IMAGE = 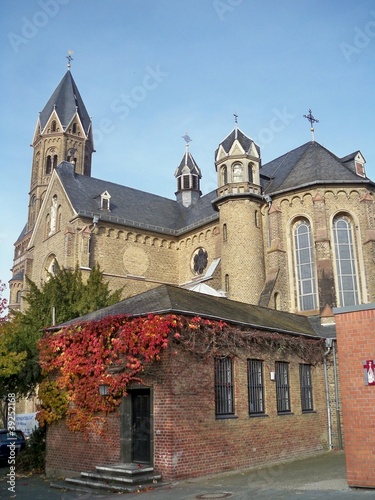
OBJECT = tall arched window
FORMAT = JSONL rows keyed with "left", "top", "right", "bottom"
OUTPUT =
{"left": 248, "top": 164, "right": 253, "bottom": 183}
{"left": 51, "top": 120, "right": 56, "bottom": 132}
{"left": 46, "top": 156, "right": 52, "bottom": 174}
{"left": 221, "top": 165, "right": 228, "bottom": 185}
{"left": 293, "top": 219, "right": 317, "bottom": 311}
{"left": 333, "top": 215, "right": 359, "bottom": 307}
{"left": 232, "top": 163, "right": 243, "bottom": 182}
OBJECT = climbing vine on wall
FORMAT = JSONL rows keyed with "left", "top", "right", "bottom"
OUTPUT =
{"left": 37, "top": 314, "right": 325, "bottom": 434}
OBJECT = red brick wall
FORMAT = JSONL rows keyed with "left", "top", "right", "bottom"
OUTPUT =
{"left": 45, "top": 346, "right": 329, "bottom": 479}
{"left": 153, "top": 350, "right": 328, "bottom": 480}
{"left": 335, "top": 305, "right": 375, "bottom": 488}
{"left": 46, "top": 413, "right": 121, "bottom": 477}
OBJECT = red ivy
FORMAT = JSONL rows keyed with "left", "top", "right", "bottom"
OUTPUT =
{"left": 37, "top": 314, "right": 181, "bottom": 432}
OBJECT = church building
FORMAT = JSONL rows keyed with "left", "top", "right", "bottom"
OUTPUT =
{"left": 8, "top": 66, "right": 375, "bottom": 483}
{"left": 9, "top": 69, "right": 375, "bottom": 316}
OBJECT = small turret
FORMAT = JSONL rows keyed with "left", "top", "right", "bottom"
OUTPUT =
{"left": 175, "top": 135, "right": 202, "bottom": 207}
{"left": 215, "top": 126, "right": 261, "bottom": 197}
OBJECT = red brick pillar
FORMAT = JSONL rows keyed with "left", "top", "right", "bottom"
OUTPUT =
{"left": 334, "top": 305, "right": 375, "bottom": 488}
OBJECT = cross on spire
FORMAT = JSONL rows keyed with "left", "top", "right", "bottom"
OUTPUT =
{"left": 66, "top": 50, "right": 74, "bottom": 69}
{"left": 303, "top": 109, "right": 319, "bottom": 141}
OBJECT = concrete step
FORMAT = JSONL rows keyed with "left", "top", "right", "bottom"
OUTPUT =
{"left": 95, "top": 462, "right": 155, "bottom": 475}
{"left": 51, "top": 462, "right": 167, "bottom": 495}
{"left": 64, "top": 477, "right": 154, "bottom": 493}
{"left": 81, "top": 470, "right": 162, "bottom": 484}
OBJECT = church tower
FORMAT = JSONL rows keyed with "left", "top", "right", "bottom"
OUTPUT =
{"left": 213, "top": 125, "right": 265, "bottom": 304}
{"left": 9, "top": 64, "right": 94, "bottom": 310}
{"left": 28, "top": 67, "right": 94, "bottom": 233}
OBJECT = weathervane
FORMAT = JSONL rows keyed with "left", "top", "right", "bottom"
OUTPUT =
{"left": 182, "top": 132, "right": 192, "bottom": 150}
{"left": 234, "top": 113, "right": 238, "bottom": 139}
{"left": 66, "top": 50, "right": 74, "bottom": 69}
{"left": 303, "top": 109, "right": 319, "bottom": 142}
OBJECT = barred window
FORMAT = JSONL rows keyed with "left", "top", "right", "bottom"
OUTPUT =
{"left": 300, "top": 364, "right": 314, "bottom": 412}
{"left": 214, "top": 357, "right": 234, "bottom": 417}
{"left": 275, "top": 362, "right": 291, "bottom": 413}
{"left": 248, "top": 359, "right": 265, "bottom": 414}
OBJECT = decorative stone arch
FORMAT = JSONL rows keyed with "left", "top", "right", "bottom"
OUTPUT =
{"left": 117, "top": 230, "right": 125, "bottom": 240}
{"left": 143, "top": 235, "right": 150, "bottom": 245}
{"left": 169, "top": 241, "right": 176, "bottom": 250}
{"left": 205, "top": 229, "right": 212, "bottom": 239}
{"left": 198, "top": 232, "right": 205, "bottom": 243}
{"left": 126, "top": 232, "right": 135, "bottom": 242}
{"left": 135, "top": 234, "right": 143, "bottom": 243}
{"left": 107, "top": 228, "right": 115, "bottom": 238}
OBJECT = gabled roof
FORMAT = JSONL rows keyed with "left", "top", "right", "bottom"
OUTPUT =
{"left": 39, "top": 71, "right": 91, "bottom": 134}
{"left": 54, "top": 284, "right": 321, "bottom": 337}
{"left": 261, "top": 141, "right": 372, "bottom": 194}
{"left": 56, "top": 162, "right": 217, "bottom": 235}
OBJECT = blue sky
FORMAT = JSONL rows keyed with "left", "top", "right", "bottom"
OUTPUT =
{"left": 1, "top": 0, "right": 374, "bottom": 288}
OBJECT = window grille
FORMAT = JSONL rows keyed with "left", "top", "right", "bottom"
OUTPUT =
{"left": 248, "top": 359, "right": 265, "bottom": 414}
{"left": 275, "top": 362, "right": 291, "bottom": 413}
{"left": 299, "top": 364, "right": 314, "bottom": 412}
{"left": 214, "top": 357, "right": 234, "bottom": 416}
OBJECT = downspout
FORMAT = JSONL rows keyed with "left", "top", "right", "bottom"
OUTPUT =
{"left": 332, "top": 340, "right": 343, "bottom": 449}
{"left": 324, "top": 338, "right": 333, "bottom": 450}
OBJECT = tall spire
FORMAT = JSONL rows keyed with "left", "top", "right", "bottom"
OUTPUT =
{"left": 233, "top": 113, "right": 238, "bottom": 139}
{"left": 175, "top": 133, "right": 201, "bottom": 207}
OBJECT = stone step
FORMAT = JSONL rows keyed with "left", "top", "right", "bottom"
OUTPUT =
{"left": 81, "top": 470, "right": 162, "bottom": 484}
{"left": 95, "top": 462, "right": 155, "bottom": 475}
{"left": 64, "top": 477, "right": 151, "bottom": 493}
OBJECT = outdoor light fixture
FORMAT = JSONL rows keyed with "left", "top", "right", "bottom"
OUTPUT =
{"left": 98, "top": 383, "right": 109, "bottom": 396}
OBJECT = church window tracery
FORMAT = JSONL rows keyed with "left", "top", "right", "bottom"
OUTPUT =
{"left": 293, "top": 218, "right": 317, "bottom": 311}
{"left": 332, "top": 215, "right": 359, "bottom": 307}
{"left": 232, "top": 163, "right": 243, "bottom": 182}
{"left": 191, "top": 247, "right": 208, "bottom": 275}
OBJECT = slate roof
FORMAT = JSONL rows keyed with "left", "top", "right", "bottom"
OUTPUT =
{"left": 175, "top": 150, "right": 201, "bottom": 177}
{"left": 215, "top": 128, "right": 261, "bottom": 158}
{"left": 39, "top": 71, "right": 91, "bottom": 134}
{"left": 260, "top": 141, "right": 372, "bottom": 194}
{"left": 57, "top": 162, "right": 218, "bottom": 235}
{"left": 54, "top": 284, "right": 321, "bottom": 337}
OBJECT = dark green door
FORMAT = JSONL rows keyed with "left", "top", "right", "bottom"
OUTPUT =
{"left": 132, "top": 389, "right": 151, "bottom": 463}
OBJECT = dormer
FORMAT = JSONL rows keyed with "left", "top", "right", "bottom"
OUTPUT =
{"left": 96, "top": 190, "right": 111, "bottom": 211}
{"left": 175, "top": 145, "right": 202, "bottom": 207}
{"left": 215, "top": 127, "right": 261, "bottom": 197}
{"left": 341, "top": 151, "right": 367, "bottom": 178}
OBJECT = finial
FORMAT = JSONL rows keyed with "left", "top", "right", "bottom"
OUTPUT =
{"left": 303, "top": 109, "right": 319, "bottom": 142}
{"left": 66, "top": 50, "right": 74, "bottom": 69}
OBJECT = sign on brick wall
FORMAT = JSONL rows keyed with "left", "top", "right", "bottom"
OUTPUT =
{"left": 363, "top": 360, "right": 375, "bottom": 386}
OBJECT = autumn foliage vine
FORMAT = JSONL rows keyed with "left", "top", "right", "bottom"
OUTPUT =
{"left": 37, "top": 314, "right": 325, "bottom": 434}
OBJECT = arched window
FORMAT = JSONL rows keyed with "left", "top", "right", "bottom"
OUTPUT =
{"left": 51, "top": 120, "right": 56, "bottom": 132}
{"left": 53, "top": 155, "right": 58, "bottom": 168}
{"left": 72, "top": 122, "right": 77, "bottom": 133}
{"left": 221, "top": 165, "right": 228, "bottom": 185}
{"left": 225, "top": 274, "right": 230, "bottom": 293}
{"left": 293, "top": 219, "right": 317, "bottom": 311}
{"left": 16, "top": 290, "right": 22, "bottom": 303}
{"left": 46, "top": 156, "right": 52, "bottom": 174}
{"left": 223, "top": 223, "right": 227, "bottom": 242}
{"left": 333, "top": 215, "right": 359, "bottom": 307}
{"left": 45, "top": 214, "right": 50, "bottom": 239}
{"left": 274, "top": 292, "right": 281, "bottom": 310}
{"left": 248, "top": 164, "right": 253, "bottom": 183}
{"left": 232, "top": 163, "right": 243, "bottom": 182}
